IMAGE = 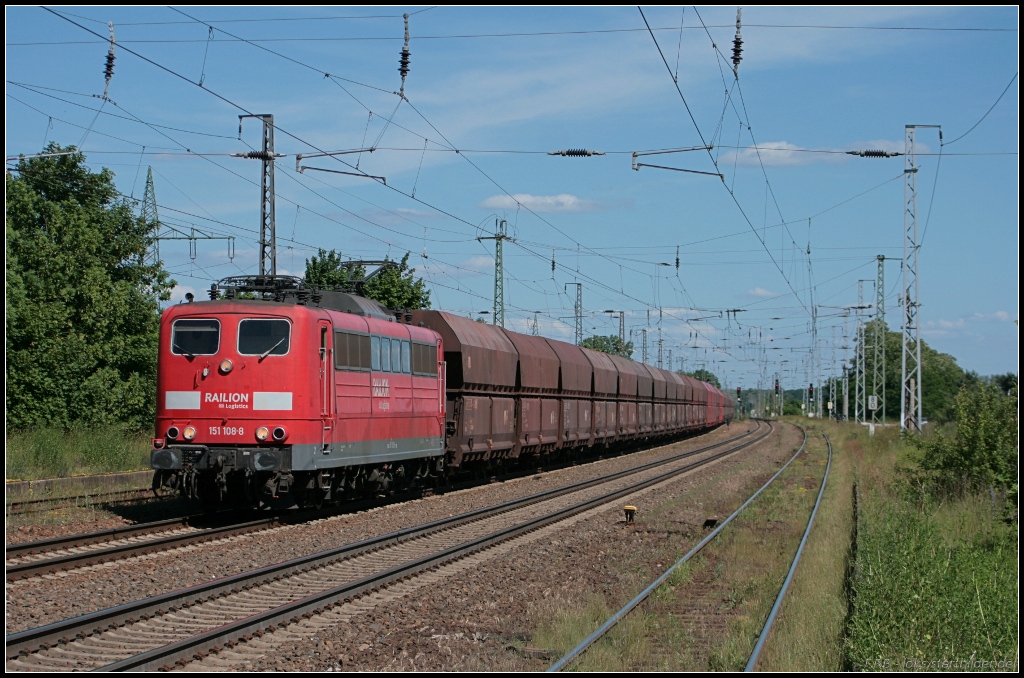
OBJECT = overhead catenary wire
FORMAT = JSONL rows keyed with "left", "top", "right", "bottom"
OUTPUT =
{"left": 24, "top": 7, "right": 969, "bottom": 377}
{"left": 10, "top": 20, "right": 1016, "bottom": 46}
{"left": 943, "top": 72, "right": 1017, "bottom": 146}
{"left": 637, "top": 6, "right": 810, "bottom": 318}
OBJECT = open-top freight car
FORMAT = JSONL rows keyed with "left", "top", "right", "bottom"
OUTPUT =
{"left": 151, "top": 276, "right": 732, "bottom": 506}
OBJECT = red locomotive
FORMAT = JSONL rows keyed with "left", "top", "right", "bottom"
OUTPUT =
{"left": 151, "top": 276, "right": 732, "bottom": 506}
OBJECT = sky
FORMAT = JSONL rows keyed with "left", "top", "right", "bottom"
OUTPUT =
{"left": 6, "top": 6, "right": 1019, "bottom": 390}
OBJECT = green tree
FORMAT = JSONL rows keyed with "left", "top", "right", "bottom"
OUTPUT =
{"left": 304, "top": 250, "right": 430, "bottom": 309}
{"left": 850, "top": 319, "right": 967, "bottom": 423}
{"left": 6, "top": 144, "right": 174, "bottom": 431}
{"left": 681, "top": 369, "right": 721, "bottom": 389}
{"left": 581, "top": 334, "right": 634, "bottom": 358}
{"left": 304, "top": 248, "right": 361, "bottom": 288}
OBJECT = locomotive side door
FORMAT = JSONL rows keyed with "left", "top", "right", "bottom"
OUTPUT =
{"left": 319, "top": 321, "right": 333, "bottom": 451}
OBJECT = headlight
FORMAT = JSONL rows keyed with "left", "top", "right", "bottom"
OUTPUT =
{"left": 219, "top": 359, "right": 233, "bottom": 374}
{"left": 183, "top": 426, "right": 197, "bottom": 441}
{"left": 272, "top": 426, "right": 287, "bottom": 441}
{"left": 255, "top": 426, "right": 270, "bottom": 442}
{"left": 167, "top": 426, "right": 180, "bottom": 440}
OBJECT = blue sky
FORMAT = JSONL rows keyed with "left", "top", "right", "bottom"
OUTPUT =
{"left": 6, "top": 6, "right": 1018, "bottom": 388}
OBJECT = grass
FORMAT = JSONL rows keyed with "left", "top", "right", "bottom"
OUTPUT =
{"left": 845, "top": 479, "right": 1018, "bottom": 670}
{"left": 6, "top": 427, "right": 152, "bottom": 481}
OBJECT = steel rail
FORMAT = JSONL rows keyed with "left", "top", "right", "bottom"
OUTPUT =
{"left": 6, "top": 422, "right": 770, "bottom": 667}
{"left": 744, "top": 430, "right": 833, "bottom": 672}
{"left": 5, "top": 423, "right": 757, "bottom": 582}
{"left": 548, "top": 421, "right": 807, "bottom": 672}
{"left": 5, "top": 517, "right": 282, "bottom": 581}
{"left": 6, "top": 517, "right": 190, "bottom": 558}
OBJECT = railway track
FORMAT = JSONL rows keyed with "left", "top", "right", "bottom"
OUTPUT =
{"left": 548, "top": 423, "right": 818, "bottom": 671}
{"left": 6, "top": 425, "right": 755, "bottom": 583}
{"left": 744, "top": 430, "right": 833, "bottom": 671}
{"left": 5, "top": 514, "right": 280, "bottom": 582}
{"left": 6, "top": 421, "right": 774, "bottom": 672}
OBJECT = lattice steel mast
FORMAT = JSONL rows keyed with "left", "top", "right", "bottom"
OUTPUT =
{"left": 141, "top": 167, "right": 160, "bottom": 266}
{"left": 902, "top": 125, "right": 939, "bottom": 432}
{"left": 566, "top": 283, "right": 583, "bottom": 345}
{"left": 478, "top": 219, "right": 510, "bottom": 327}
{"left": 873, "top": 255, "right": 886, "bottom": 424}
{"left": 235, "top": 115, "right": 279, "bottom": 277}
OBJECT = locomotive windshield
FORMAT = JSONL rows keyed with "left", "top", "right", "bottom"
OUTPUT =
{"left": 238, "top": 318, "right": 291, "bottom": 357}
{"left": 171, "top": 319, "right": 220, "bottom": 356}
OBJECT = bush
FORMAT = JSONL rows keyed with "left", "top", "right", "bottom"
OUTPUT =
{"left": 910, "top": 383, "right": 1018, "bottom": 494}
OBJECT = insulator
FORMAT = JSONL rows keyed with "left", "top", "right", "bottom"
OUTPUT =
{"left": 104, "top": 52, "right": 115, "bottom": 81}
{"left": 732, "top": 8, "right": 743, "bottom": 74}
{"left": 549, "top": 149, "right": 604, "bottom": 157}
{"left": 243, "top": 151, "right": 273, "bottom": 161}
{"left": 847, "top": 149, "right": 900, "bottom": 158}
{"left": 398, "top": 48, "right": 411, "bottom": 79}
{"left": 398, "top": 13, "right": 411, "bottom": 96}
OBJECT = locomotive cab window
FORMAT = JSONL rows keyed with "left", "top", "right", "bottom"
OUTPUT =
{"left": 171, "top": 318, "right": 220, "bottom": 356}
{"left": 237, "top": 319, "right": 291, "bottom": 356}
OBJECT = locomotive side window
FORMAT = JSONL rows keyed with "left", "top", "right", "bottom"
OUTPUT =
{"left": 334, "top": 332, "right": 371, "bottom": 371}
{"left": 171, "top": 319, "right": 220, "bottom": 356}
{"left": 371, "top": 336, "right": 381, "bottom": 371}
{"left": 401, "top": 340, "right": 411, "bottom": 374}
{"left": 380, "top": 337, "right": 392, "bottom": 372}
{"left": 237, "top": 319, "right": 290, "bottom": 356}
{"left": 411, "top": 342, "right": 437, "bottom": 376}
{"left": 392, "top": 339, "right": 403, "bottom": 374}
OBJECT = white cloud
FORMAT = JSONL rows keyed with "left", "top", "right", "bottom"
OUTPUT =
{"left": 720, "top": 141, "right": 845, "bottom": 168}
{"left": 925, "top": 311, "right": 1015, "bottom": 334}
{"left": 745, "top": 287, "right": 777, "bottom": 298}
{"left": 478, "top": 193, "right": 603, "bottom": 213}
{"left": 462, "top": 255, "right": 495, "bottom": 272}
{"left": 972, "top": 311, "right": 1013, "bottom": 323}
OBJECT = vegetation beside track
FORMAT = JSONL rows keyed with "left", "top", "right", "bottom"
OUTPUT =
{"left": 759, "top": 381, "right": 1017, "bottom": 671}
{"left": 6, "top": 428, "right": 152, "bottom": 481}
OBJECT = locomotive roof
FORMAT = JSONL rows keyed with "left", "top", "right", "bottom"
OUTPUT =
{"left": 170, "top": 288, "right": 394, "bottom": 321}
